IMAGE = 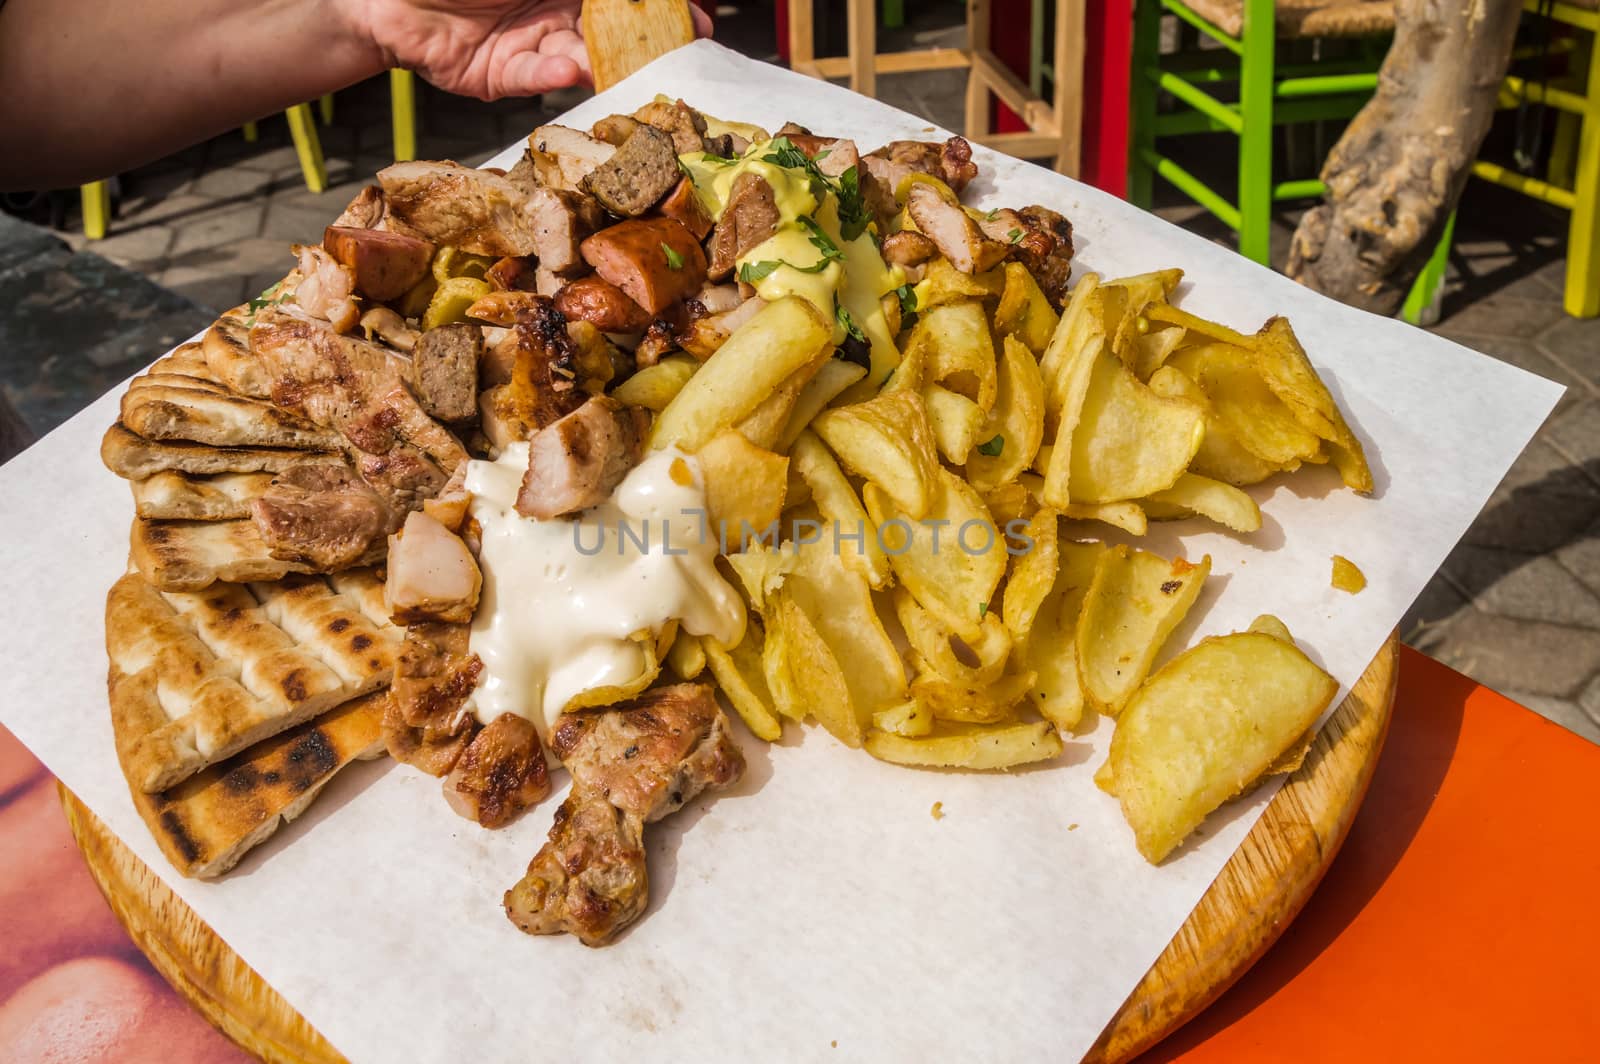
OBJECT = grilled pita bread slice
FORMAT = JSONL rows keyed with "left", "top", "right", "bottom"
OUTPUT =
{"left": 203, "top": 304, "right": 274, "bottom": 399}
{"left": 130, "top": 471, "right": 277, "bottom": 520}
{"left": 120, "top": 376, "right": 342, "bottom": 449}
{"left": 106, "top": 568, "right": 401, "bottom": 792}
{"left": 130, "top": 516, "right": 320, "bottom": 590}
{"left": 102, "top": 423, "right": 335, "bottom": 480}
{"left": 124, "top": 688, "right": 389, "bottom": 877}
{"left": 148, "top": 341, "right": 221, "bottom": 383}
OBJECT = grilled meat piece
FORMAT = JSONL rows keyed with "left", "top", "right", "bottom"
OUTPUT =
{"left": 591, "top": 113, "right": 641, "bottom": 146}
{"left": 444, "top": 712, "right": 552, "bottom": 828}
{"left": 581, "top": 218, "right": 708, "bottom": 314}
{"left": 554, "top": 276, "right": 651, "bottom": 334}
{"left": 463, "top": 293, "right": 588, "bottom": 451}
{"left": 411, "top": 323, "right": 482, "bottom": 423}
{"left": 706, "top": 172, "right": 780, "bottom": 280}
{"left": 251, "top": 462, "right": 391, "bottom": 570}
{"left": 385, "top": 621, "right": 481, "bottom": 774}
{"left": 529, "top": 125, "right": 617, "bottom": 191}
{"left": 322, "top": 226, "right": 434, "bottom": 301}
{"left": 516, "top": 396, "right": 649, "bottom": 519}
{"left": 293, "top": 245, "right": 360, "bottom": 333}
{"left": 906, "top": 183, "right": 1010, "bottom": 275}
{"left": 503, "top": 791, "right": 648, "bottom": 946}
{"left": 385, "top": 509, "right": 481, "bottom": 624}
{"left": 378, "top": 160, "right": 546, "bottom": 258}
{"left": 529, "top": 187, "right": 607, "bottom": 276}
{"left": 863, "top": 136, "right": 979, "bottom": 196}
{"left": 485, "top": 255, "right": 539, "bottom": 292}
{"left": 656, "top": 177, "right": 715, "bottom": 241}
{"left": 1013, "top": 205, "right": 1075, "bottom": 309}
{"left": 677, "top": 295, "right": 766, "bottom": 361}
{"left": 549, "top": 683, "right": 745, "bottom": 823}
{"left": 880, "top": 230, "right": 938, "bottom": 267}
{"left": 349, "top": 443, "right": 449, "bottom": 524}
{"left": 632, "top": 319, "right": 679, "bottom": 368}
{"left": 634, "top": 99, "right": 711, "bottom": 155}
{"left": 583, "top": 124, "right": 681, "bottom": 217}
{"left": 332, "top": 184, "right": 384, "bottom": 229}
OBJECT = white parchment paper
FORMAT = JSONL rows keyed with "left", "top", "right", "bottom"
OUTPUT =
{"left": 0, "top": 42, "right": 1564, "bottom": 1063}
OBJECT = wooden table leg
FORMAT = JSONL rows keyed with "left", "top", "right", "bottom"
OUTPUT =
{"left": 1053, "top": 0, "right": 1087, "bottom": 176}
{"left": 848, "top": 0, "right": 876, "bottom": 96}
{"left": 966, "top": 0, "right": 994, "bottom": 140}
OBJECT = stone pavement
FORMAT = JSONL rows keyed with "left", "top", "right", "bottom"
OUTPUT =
{"left": 3, "top": 3, "right": 1598, "bottom": 741}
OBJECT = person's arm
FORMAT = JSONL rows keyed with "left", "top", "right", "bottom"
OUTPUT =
{"left": 0, "top": 0, "right": 685, "bottom": 191}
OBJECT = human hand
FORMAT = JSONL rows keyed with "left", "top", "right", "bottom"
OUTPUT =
{"left": 347, "top": 0, "right": 713, "bottom": 100}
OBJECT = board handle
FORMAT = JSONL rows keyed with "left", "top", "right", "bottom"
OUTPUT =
{"left": 581, "top": 0, "right": 697, "bottom": 92}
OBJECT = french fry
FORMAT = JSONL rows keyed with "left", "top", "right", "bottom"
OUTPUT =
{"left": 1143, "top": 472, "right": 1262, "bottom": 533}
{"left": 922, "top": 384, "right": 987, "bottom": 464}
{"left": 705, "top": 624, "right": 783, "bottom": 742}
{"left": 1024, "top": 540, "right": 1105, "bottom": 731}
{"left": 993, "top": 261, "right": 1060, "bottom": 356}
{"left": 864, "top": 720, "right": 1063, "bottom": 770}
{"left": 967, "top": 335, "right": 1046, "bottom": 493}
{"left": 762, "top": 589, "right": 862, "bottom": 746}
{"left": 779, "top": 358, "right": 868, "bottom": 450}
{"left": 786, "top": 539, "right": 908, "bottom": 720}
{"left": 1077, "top": 546, "right": 1211, "bottom": 717}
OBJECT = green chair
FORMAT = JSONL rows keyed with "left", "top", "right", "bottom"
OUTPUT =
{"left": 1129, "top": 0, "right": 1394, "bottom": 265}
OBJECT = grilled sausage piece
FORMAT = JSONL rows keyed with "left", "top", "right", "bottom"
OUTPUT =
{"left": 582, "top": 124, "right": 681, "bottom": 217}
{"left": 322, "top": 226, "right": 435, "bottom": 302}
{"left": 580, "top": 218, "right": 708, "bottom": 314}
{"left": 554, "top": 276, "right": 651, "bottom": 334}
{"left": 656, "top": 177, "right": 715, "bottom": 241}
{"left": 411, "top": 324, "right": 482, "bottom": 423}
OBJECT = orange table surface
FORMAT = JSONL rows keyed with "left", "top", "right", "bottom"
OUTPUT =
{"left": 2, "top": 648, "right": 1597, "bottom": 1059}
{"left": 1148, "top": 646, "right": 1600, "bottom": 1063}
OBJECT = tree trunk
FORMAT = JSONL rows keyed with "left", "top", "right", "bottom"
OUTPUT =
{"left": 1286, "top": 0, "right": 1523, "bottom": 315}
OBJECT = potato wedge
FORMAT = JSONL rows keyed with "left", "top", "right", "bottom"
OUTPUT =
{"left": 910, "top": 666, "right": 1034, "bottom": 724}
{"left": 786, "top": 539, "right": 908, "bottom": 718}
{"left": 922, "top": 383, "right": 987, "bottom": 464}
{"left": 723, "top": 542, "right": 795, "bottom": 611}
{"left": 1038, "top": 276, "right": 1110, "bottom": 505}
{"left": 1147, "top": 363, "right": 1279, "bottom": 486}
{"left": 612, "top": 353, "right": 698, "bottom": 411}
{"left": 967, "top": 335, "right": 1046, "bottom": 493}
{"left": 813, "top": 388, "right": 940, "bottom": 519}
{"left": 1024, "top": 540, "right": 1105, "bottom": 731}
{"left": 762, "top": 589, "right": 861, "bottom": 745}
{"left": 779, "top": 358, "right": 868, "bottom": 450}
{"left": 896, "top": 586, "right": 1013, "bottom": 689}
{"left": 872, "top": 698, "right": 935, "bottom": 738}
{"left": 907, "top": 300, "right": 998, "bottom": 411}
{"left": 993, "top": 261, "right": 1060, "bottom": 356}
{"left": 1168, "top": 343, "right": 1323, "bottom": 469}
{"left": 1252, "top": 316, "right": 1374, "bottom": 493}
{"left": 864, "top": 720, "right": 1063, "bottom": 770}
{"left": 1063, "top": 349, "right": 1205, "bottom": 504}
{"left": 1002, "top": 507, "right": 1060, "bottom": 648}
{"left": 1062, "top": 501, "right": 1149, "bottom": 536}
{"left": 1077, "top": 546, "right": 1211, "bottom": 717}
{"left": 789, "top": 429, "right": 891, "bottom": 588}
{"left": 864, "top": 468, "right": 1007, "bottom": 643}
{"left": 1108, "top": 629, "right": 1338, "bottom": 862}
{"left": 652, "top": 297, "right": 832, "bottom": 452}
{"left": 705, "top": 624, "right": 783, "bottom": 742}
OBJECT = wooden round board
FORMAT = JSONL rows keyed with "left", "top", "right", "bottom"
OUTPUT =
{"left": 61, "top": 635, "right": 1398, "bottom": 1064}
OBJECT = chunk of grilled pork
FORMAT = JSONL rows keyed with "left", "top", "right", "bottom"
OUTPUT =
{"left": 516, "top": 396, "right": 649, "bottom": 520}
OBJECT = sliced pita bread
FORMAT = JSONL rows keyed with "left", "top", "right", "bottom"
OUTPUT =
{"left": 106, "top": 568, "right": 401, "bottom": 792}
{"left": 120, "top": 379, "right": 341, "bottom": 449}
{"left": 125, "top": 689, "right": 388, "bottom": 878}
{"left": 130, "top": 470, "right": 277, "bottom": 521}
{"left": 102, "top": 423, "right": 334, "bottom": 480}
{"left": 203, "top": 305, "right": 274, "bottom": 399}
{"left": 148, "top": 341, "right": 221, "bottom": 382}
{"left": 130, "top": 516, "right": 319, "bottom": 590}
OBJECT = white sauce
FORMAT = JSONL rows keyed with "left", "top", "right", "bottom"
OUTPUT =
{"left": 462, "top": 444, "right": 745, "bottom": 738}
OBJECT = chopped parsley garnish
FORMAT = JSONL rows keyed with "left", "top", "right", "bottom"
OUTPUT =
{"left": 661, "top": 243, "right": 685, "bottom": 270}
{"left": 834, "top": 299, "right": 871, "bottom": 370}
{"left": 738, "top": 255, "right": 836, "bottom": 284}
{"left": 1008, "top": 228, "right": 1024, "bottom": 244}
{"left": 978, "top": 601, "right": 989, "bottom": 618}
{"left": 835, "top": 301, "right": 867, "bottom": 344}
{"left": 834, "top": 166, "right": 871, "bottom": 242}
{"left": 985, "top": 208, "right": 1001, "bottom": 221}
{"left": 798, "top": 215, "right": 843, "bottom": 263}
{"left": 894, "top": 284, "right": 918, "bottom": 315}
{"left": 761, "top": 139, "right": 872, "bottom": 242}
{"left": 762, "top": 135, "right": 812, "bottom": 171}
{"left": 977, "top": 434, "right": 1005, "bottom": 457}
{"left": 699, "top": 151, "right": 740, "bottom": 166}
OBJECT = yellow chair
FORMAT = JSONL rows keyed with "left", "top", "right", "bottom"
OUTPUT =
{"left": 81, "top": 71, "right": 418, "bottom": 239}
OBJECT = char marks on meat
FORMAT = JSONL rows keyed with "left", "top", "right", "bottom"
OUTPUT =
{"left": 377, "top": 160, "right": 548, "bottom": 258}
{"left": 251, "top": 462, "right": 391, "bottom": 570}
{"left": 505, "top": 683, "right": 745, "bottom": 946}
{"left": 385, "top": 621, "right": 481, "bottom": 775}
{"left": 879, "top": 230, "right": 938, "bottom": 267}
{"left": 860, "top": 135, "right": 980, "bottom": 204}
{"left": 633, "top": 99, "right": 711, "bottom": 155}
{"left": 463, "top": 293, "right": 588, "bottom": 452}
{"left": 905, "top": 183, "right": 1009, "bottom": 275}
{"left": 582, "top": 124, "right": 681, "bottom": 217}
{"left": 706, "top": 172, "right": 780, "bottom": 280}
{"left": 555, "top": 276, "right": 651, "bottom": 334}
{"left": 503, "top": 792, "right": 648, "bottom": 946}
{"left": 516, "top": 396, "right": 649, "bottom": 519}
{"left": 1013, "top": 205, "right": 1075, "bottom": 308}
{"left": 443, "top": 713, "right": 552, "bottom": 829}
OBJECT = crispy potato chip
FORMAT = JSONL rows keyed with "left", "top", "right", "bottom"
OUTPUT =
{"left": 652, "top": 297, "right": 832, "bottom": 452}
{"left": 864, "top": 720, "right": 1062, "bottom": 770}
{"left": 906, "top": 300, "right": 999, "bottom": 411}
{"left": 779, "top": 358, "right": 868, "bottom": 450}
{"left": 787, "top": 539, "right": 908, "bottom": 718}
{"left": 562, "top": 633, "right": 661, "bottom": 711}
{"left": 611, "top": 354, "right": 698, "bottom": 411}
{"left": 1062, "top": 501, "right": 1149, "bottom": 536}
{"left": 1145, "top": 302, "right": 1253, "bottom": 348}
{"left": 1143, "top": 473, "right": 1262, "bottom": 533}
{"left": 872, "top": 698, "right": 935, "bottom": 737}
{"left": 696, "top": 429, "right": 788, "bottom": 548}
{"left": 1002, "top": 507, "right": 1059, "bottom": 647}
{"left": 864, "top": 468, "right": 1007, "bottom": 643}
{"left": 763, "top": 589, "right": 861, "bottom": 744}
{"left": 922, "top": 384, "right": 987, "bottom": 464}
{"left": 723, "top": 542, "right": 796, "bottom": 611}
{"left": 895, "top": 587, "right": 1012, "bottom": 688}
{"left": 967, "top": 335, "right": 1046, "bottom": 493}
{"left": 1061, "top": 350, "right": 1204, "bottom": 504}
{"left": 790, "top": 430, "right": 891, "bottom": 588}
{"left": 909, "top": 666, "right": 1033, "bottom": 724}
{"left": 1168, "top": 343, "right": 1323, "bottom": 469}
{"left": 1253, "top": 317, "right": 1374, "bottom": 493}
{"left": 813, "top": 388, "right": 940, "bottom": 519}
{"left": 1024, "top": 540, "right": 1105, "bottom": 731}
{"left": 994, "top": 261, "right": 1060, "bottom": 355}
{"left": 1331, "top": 554, "right": 1367, "bottom": 593}
{"left": 984, "top": 479, "right": 1038, "bottom": 533}
{"left": 1104, "top": 268, "right": 1183, "bottom": 367}
{"left": 705, "top": 623, "right": 783, "bottom": 742}
{"left": 1108, "top": 629, "right": 1338, "bottom": 862}
{"left": 1248, "top": 613, "right": 1296, "bottom": 642}
{"left": 666, "top": 629, "right": 706, "bottom": 680}
{"left": 916, "top": 257, "right": 1005, "bottom": 310}
{"left": 1131, "top": 325, "right": 1188, "bottom": 382}
{"left": 1147, "top": 364, "right": 1280, "bottom": 486}
{"left": 1037, "top": 276, "right": 1110, "bottom": 504}
{"left": 1077, "top": 546, "right": 1211, "bottom": 717}
{"left": 736, "top": 350, "right": 826, "bottom": 450}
